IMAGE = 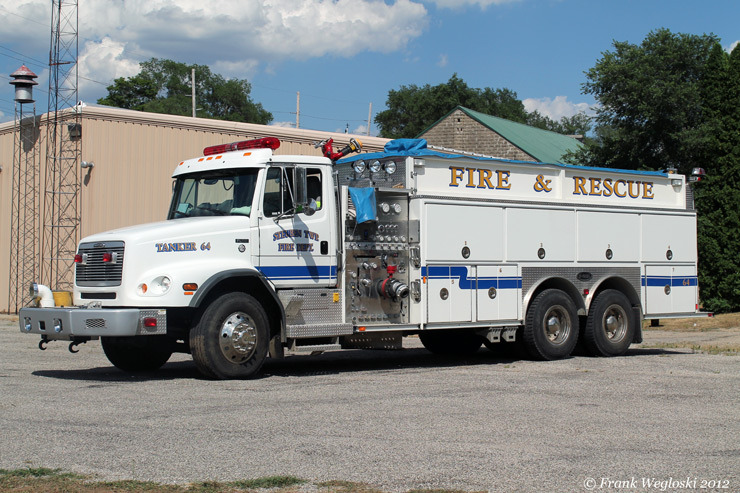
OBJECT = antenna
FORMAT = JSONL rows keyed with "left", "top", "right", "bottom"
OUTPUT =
{"left": 42, "top": 0, "right": 81, "bottom": 292}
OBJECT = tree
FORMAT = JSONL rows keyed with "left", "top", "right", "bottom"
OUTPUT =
{"left": 695, "top": 43, "right": 740, "bottom": 313}
{"left": 375, "top": 74, "right": 529, "bottom": 138}
{"left": 98, "top": 58, "right": 272, "bottom": 124}
{"left": 574, "top": 29, "right": 718, "bottom": 175}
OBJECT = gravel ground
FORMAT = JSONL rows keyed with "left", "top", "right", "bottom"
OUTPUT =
{"left": 0, "top": 315, "right": 738, "bottom": 492}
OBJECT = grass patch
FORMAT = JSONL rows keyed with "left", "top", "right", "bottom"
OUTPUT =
{"left": 230, "top": 476, "right": 305, "bottom": 489}
{"left": 0, "top": 468, "right": 478, "bottom": 493}
{"left": 646, "top": 342, "right": 739, "bottom": 355}
{"left": 644, "top": 312, "right": 740, "bottom": 332}
{"left": 316, "top": 480, "right": 382, "bottom": 492}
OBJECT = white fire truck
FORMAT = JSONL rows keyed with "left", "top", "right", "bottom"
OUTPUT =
{"left": 19, "top": 137, "right": 705, "bottom": 379}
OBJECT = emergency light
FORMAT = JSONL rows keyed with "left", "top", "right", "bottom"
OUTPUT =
{"left": 203, "top": 137, "right": 280, "bottom": 156}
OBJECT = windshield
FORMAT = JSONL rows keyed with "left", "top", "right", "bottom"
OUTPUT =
{"left": 168, "top": 169, "right": 259, "bottom": 219}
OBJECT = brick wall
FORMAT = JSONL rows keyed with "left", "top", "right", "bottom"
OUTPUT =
{"left": 419, "top": 108, "right": 536, "bottom": 161}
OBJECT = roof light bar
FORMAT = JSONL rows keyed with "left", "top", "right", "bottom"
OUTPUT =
{"left": 203, "top": 137, "right": 281, "bottom": 156}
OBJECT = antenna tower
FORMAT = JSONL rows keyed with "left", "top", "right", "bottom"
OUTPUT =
{"left": 42, "top": 0, "right": 81, "bottom": 291}
{"left": 8, "top": 67, "right": 40, "bottom": 312}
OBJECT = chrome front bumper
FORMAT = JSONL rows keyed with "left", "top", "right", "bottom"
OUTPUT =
{"left": 19, "top": 307, "right": 167, "bottom": 340}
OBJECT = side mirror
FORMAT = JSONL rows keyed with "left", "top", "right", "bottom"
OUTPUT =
{"left": 294, "top": 167, "right": 309, "bottom": 211}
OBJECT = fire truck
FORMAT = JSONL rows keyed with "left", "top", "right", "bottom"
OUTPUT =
{"left": 19, "top": 137, "right": 705, "bottom": 378}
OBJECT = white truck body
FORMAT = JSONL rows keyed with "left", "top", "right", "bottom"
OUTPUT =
{"left": 20, "top": 138, "right": 703, "bottom": 378}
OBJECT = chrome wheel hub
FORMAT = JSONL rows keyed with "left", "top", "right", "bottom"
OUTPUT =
{"left": 603, "top": 305, "right": 628, "bottom": 342}
{"left": 544, "top": 305, "right": 571, "bottom": 345}
{"left": 219, "top": 312, "right": 257, "bottom": 363}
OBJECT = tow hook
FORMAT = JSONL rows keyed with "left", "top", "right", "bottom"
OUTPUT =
{"left": 38, "top": 336, "right": 49, "bottom": 351}
{"left": 69, "top": 339, "right": 87, "bottom": 353}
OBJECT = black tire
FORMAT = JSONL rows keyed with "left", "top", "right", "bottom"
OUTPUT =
{"left": 584, "top": 289, "right": 635, "bottom": 356}
{"left": 190, "top": 292, "right": 269, "bottom": 379}
{"left": 101, "top": 335, "right": 173, "bottom": 372}
{"left": 419, "top": 330, "right": 483, "bottom": 355}
{"left": 523, "top": 289, "right": 579, "bottom": 360}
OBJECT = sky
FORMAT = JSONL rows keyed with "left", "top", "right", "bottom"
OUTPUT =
{"left": 0, "top": 0, "right": 738, "bottom": 136}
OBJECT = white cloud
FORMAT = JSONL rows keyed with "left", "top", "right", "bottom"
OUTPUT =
{"left": 352, "top": 124, "right": 369, "bottom": 135}
{"left": 269, "top": 121, "right": 297, "bottom": 128}
{"left": 2, "top": 0, "right": 429, "bottom": 101}
{"left": 437, "top": 53, "right": 448, "bottom": 67}
{"left": 79, "top": 37, "right": 141, "bottom": 95}
{"left": 726, "top": 40, "right": 739, "bottom": 53}
{"left": 429, "top": 0, "right": 521, "bottom": 9}
{"left": 522, "top": 95, "right": 592, "bottom": 121}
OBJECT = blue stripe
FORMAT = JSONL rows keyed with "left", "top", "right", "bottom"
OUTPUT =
{"left": 421, "top": 266, "right": 522, "bottom": 290}
{"left": 258, "top": 265, "right": 337, "bottom": 281}
{"left": 641, "top": 276, "right": 698, "bottom": 287}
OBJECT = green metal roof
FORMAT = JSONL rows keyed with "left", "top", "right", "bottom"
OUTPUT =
{"left": 433, "top": 106, "right": 583, "bottom": 164}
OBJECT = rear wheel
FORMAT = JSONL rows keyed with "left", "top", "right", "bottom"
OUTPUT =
{"left": 190, "top": 292, "right": 269, "bottom": 379}
{"left": 584, "top": 289, "right": 634, "bottom": 356}
{"left": 523, "top": 289, "right": 578, "bottom": 360}
{"left": 101, "top": 335, "right": 173, "bottom": 372}
{"left": 419, "top": 330, "right": 483, "bottom": 355}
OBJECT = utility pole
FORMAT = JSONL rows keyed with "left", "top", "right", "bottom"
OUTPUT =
{"left": 295, "top": 91, "right": 300, "bottom": 129}
{"left": 367, "top": 102, "right": 372, "bottom": 136}
{"left": 191, "top": 68, "right": 196, "bottom": 117}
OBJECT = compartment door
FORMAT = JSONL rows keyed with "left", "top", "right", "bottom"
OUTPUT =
{"left": 425, "top": 265, "right": 473, "bottom": 323}
{"left": 476, "top": 265, "right": 520, "bottom": 321}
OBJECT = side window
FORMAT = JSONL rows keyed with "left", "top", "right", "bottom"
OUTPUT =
{"left": 306, "top": 169, "right": 322, "bottom": 211}
{"left": 262, "top": 166, "right": 322, "bottom": 216}
{"left": 263, "top": 167, "right": 284, "bottom": 216}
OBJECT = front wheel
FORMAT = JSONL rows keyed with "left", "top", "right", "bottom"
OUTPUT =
{"left": 523, "top": 289, "right": 579, "bottom": 360}
{"left": 101, "top": 335, "right": 173, "bottom": 372}
{"left": 583, "top": 290, "right": 634, "bottom": 356}
{"left": 190, "top": 292, "right": 269, "bottom": 379}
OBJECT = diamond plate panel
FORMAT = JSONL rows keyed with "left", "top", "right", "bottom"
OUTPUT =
{"left": 521, "top": 266, "right": 641, "bottom": 303}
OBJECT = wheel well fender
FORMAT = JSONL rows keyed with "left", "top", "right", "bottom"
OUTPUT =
{"left": 523, "top": 277, "right": 585, "bottom": 317}
{"left": 189, "top": 269, "right": 285, "bottom": 339}
{"left": 586, "top": 277, "right": 643, "bottom": 343}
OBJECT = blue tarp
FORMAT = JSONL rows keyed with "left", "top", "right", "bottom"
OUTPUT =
{"left": 348, "top": 187, "right": 377, "bottom": 224}
{"left": 337, "top": 138, "right": 668, "bottom": 177}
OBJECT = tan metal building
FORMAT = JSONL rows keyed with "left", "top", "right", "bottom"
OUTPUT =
{"left": 0, "top": 105, "right": 388, "bottom": 313}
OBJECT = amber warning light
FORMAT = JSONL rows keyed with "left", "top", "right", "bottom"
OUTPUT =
{"left": 203, "top": 137, "right": 280, "bottom": 156}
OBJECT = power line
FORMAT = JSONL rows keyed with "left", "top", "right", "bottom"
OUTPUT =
{"left": 0, "top": 44, "right": 47, "bottom": 67}
{"left": 0, "top": 6, "right": 49, "bottom": 28}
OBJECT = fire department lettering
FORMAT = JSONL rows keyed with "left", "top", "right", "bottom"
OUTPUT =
{"left": 156, "top": 242, "right": 197, "bottom": 252}
{"left": 572, "top": 176, "right": 654, "bottom": 199}
{"left": 449, "top": 166, "right": 511, "bottom": 190}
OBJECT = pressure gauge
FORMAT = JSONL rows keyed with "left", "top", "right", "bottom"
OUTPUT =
{"left": 392, "top": 203, "right": 402, "bottom": 214}
{"left": 353, "top": 160, "right": 366, "bottom": 174}
{"left": 369, "top": 160, "right": 382, "bottom": 173}
{"left": 379, "top": 202, "right": 390, "bottom": 213}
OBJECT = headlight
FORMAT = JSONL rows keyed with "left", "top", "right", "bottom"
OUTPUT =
{"left": 353, "top": 160, "right": 366, "bottom": 174}
{"left": 369, "top": 160, "right": 382, "bottom": 173}
{"left": 384, "top": 160, "right": 397, "bottom": 174}
{"left": 141, "top": 276, "right": 172, "bottom": 296}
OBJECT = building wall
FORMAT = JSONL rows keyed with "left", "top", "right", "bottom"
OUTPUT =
{"left": 0, "top": 106, "right": 388, "bottom": 313}
{"left": 419, "top": 108, "right": 535, "bottom": 161}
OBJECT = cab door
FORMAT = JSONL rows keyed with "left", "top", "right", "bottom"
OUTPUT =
{"left": 256, "top": 165, "right": 336, "bottom": 287}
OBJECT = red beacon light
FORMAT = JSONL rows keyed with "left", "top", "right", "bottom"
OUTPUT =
{"left": 203, "top": 137, "right": 280, "bottom": 156}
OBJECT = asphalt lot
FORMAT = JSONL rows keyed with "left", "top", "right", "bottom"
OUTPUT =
{"left": 1, "top": 315, "right": 738, "bottom": 492}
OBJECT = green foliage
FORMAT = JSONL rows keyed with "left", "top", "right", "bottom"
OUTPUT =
{"left": 375, "top": 74, "right": 589, "bottom": 139}
{"left": 375, "top": 74, "right": 525, "bottom": 138}
{"left": 695, "top": 43, "right": 740, "bottom": 313}
{"left": 98, "top": 58, "right": 272, "bottom": 124}
{"left": 578, "top": 29, "right": 718, "bottom": 175}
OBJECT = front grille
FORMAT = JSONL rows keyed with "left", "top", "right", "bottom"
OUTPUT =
{"left": 76, "top": 241, "right": 125, "bottom": 287}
